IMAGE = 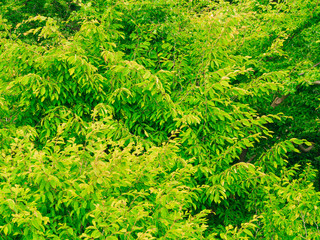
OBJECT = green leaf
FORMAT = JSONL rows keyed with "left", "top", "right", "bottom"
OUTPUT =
{"left": 91, "top": 230, "right": 102, "bottom": 239}
{"left": 243, "top": 229, "right": 253, "bottom": 237}
{"left": 69, "top": 68, "right": 76, "bottom": 76}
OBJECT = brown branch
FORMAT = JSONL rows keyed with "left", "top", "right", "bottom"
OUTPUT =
{"left": 239, "top": 148, "right": 248, "bottom": 162}
{"left": 271, "top": 63, "right": 320, "bottom": 108}
{"left": 246, "top": 154, "right": 257, "bottom": 163}
{"left": 299, "top": 61, "right": 320, "bottom": 76}
{"left": 271, "top": 95, "right": 289, "bottom": 108}
{"left": 271, "top": 77, "right": 320, "bottom": 108}
{"left": 299, "top": 144, "right": 314, "bottom": 153}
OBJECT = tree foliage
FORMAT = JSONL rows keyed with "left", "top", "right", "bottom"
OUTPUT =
{"left": 0, "top": 0, "right": 319, "bottom": 239}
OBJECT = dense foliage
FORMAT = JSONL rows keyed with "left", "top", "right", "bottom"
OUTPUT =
{"left": 0, "top": 0, "right": 320, "bottom": 239}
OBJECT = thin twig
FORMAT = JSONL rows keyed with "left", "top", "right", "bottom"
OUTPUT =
{"left": 298, "top": 61, "right": 320, "bottom": 76}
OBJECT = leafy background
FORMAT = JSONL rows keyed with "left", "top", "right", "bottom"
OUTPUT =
{"left": 0, "top": 0, "right": 319, "bottom": 239}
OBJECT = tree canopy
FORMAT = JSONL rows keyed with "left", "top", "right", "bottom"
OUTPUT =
{"left": 0, "top": 0, "right": 320, "bottom": 239}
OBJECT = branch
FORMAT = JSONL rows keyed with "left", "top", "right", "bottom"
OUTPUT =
{"left": 299, "top": 61, "right": 320, "bottom": 76}
{"left": 286, "top": 9, "right": 320, "bottom": 44}
{"left": 270, "top": 72, "right": 320, "bottom": 109}
{"left": 239, "top": 148, "right": 248, "bottom": 162}
{"left": 299, "top": 144, "right": 314, "bottom": 153}
{"left": 246, "top": 154, "right": 257, "bottom": 163}
{"left": 271, "top": 95, "right": 289, "bottom": 108}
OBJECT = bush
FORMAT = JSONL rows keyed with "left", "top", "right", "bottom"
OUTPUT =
{"left": 0, "top": 0, "right": 319, "bottom": 239}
